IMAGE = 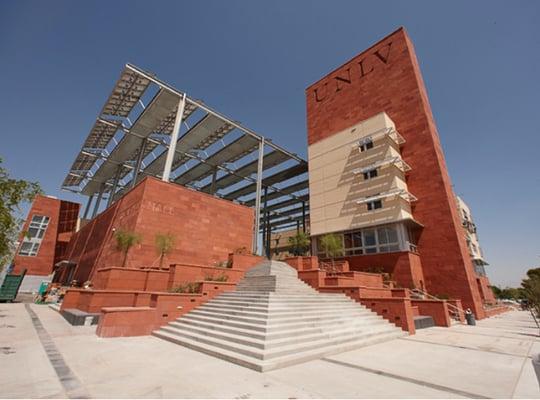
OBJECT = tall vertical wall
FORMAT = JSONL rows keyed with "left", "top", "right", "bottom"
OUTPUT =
{"left": 13, "top": 195, "right": 79, "bottom": 276}
{"left": 305, "top": 27, "right": 485, "bottom": 317}
{"left": 64, "top": 177, "right": 254, "bottom": 283}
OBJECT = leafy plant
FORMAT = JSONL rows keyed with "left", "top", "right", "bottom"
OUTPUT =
{"left": 288, "top": 232, "right": 310, "bottom": 256}
{"left": 155, "top": 232, "right": 175, "bottom": 268}
{"left": 114, "top": 229, "right": 142, "bottom": 268}
{"left": 521, "top": 268, "right": 540, "bottom": 316}
{"left": 319, "top": 233, "right": 343, "bottom": 267}
{"left": 204, "top": 273, "right": 229, "bottom": 282}
{"left": 170, "top": 282, "right": 201, "bottom": 294}
{"left": 0, "top": 157, "right": 42, "bottom": 270}
{"left": 214, "top": 259, "right": 233, "bottom": 268}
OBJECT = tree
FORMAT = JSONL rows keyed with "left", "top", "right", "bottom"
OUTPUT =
{"left": 0, "top": 157, "right": 42, "bottom": 270}
{"left": 319, "top": 233, "right": 343, "bottom": 267}
{"left": 155, "top": 233, "right": 175, "bottom": 268}
{"left": 114, "top": 229, "right": 141, "bottom": 268}
{"left": 521, "top": 268, "right": 540, "bottom": 316}
{"left": 288, "top": 232, "right": 310, "bottom": 256}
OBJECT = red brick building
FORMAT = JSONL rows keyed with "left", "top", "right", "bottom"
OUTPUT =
{"left": 305, "top": 27, "right": 486, "bottom": 318}
{"left": 12, "top": 195, "right": 79, "bottom": 291}
{"left": 53, "top": 177, "right": 254, "bottom": 286}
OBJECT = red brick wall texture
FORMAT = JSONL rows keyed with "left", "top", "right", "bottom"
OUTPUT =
{"left": 305, "top": 27, "right": 485, "bottom": 318}
{"left": 13, "top": 195, "right": 79, "bottom": 276}
{"left": 64, "top": 177, "right": 254, "bottom": 284}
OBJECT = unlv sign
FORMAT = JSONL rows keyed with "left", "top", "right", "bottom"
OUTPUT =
{"left": 313, "top": 42, "right": 392, "bottom": 103}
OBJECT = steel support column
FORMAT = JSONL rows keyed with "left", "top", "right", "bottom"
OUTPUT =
{"left": 91, "top": 184, "right": 105, "bottom": 219}
{"left": 107, "top": 167, "right": 122, "bottom": 207}
{"left": 162, "top": 94, "right": 186, "bottom": 182}
{"left": 266, "top": 220, "right": 271, "bottom": 259}
{"left": 263, "top": 186, "right": 269, "bottom": 258}
{"left": 132, "top": 138, "right": 147, "bottom": 188}
{"left": 253, "top": 138, "right": 265, "bottom": 255}
{"left": 210, "top": 167, "right": 218, "bottom": 195}
{"left": 82, "top": 195, "right": 94, "bottom": 219}
{"left": 302, "top": 201, "right": 306, "bottom": 233}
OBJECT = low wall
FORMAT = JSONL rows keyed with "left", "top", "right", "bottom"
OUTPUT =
{"left": 339, "top": 271, "right": 384, "bottom": 288}
{"left": 284, "top": 256, "right": 320, "bottom": 271}
{"left": 359, "top": 297, "right": 416, "bottom": 333}
{"left": 297, "top": 270, "right": 326, "bottom": 288}
{"left": 228, "top": 253, "right": 265, "bottom": 271}
{"left": 93, "top": 267, "right": 169, "bottom": 292}
{"left": 411, "top": 300, "right": 451, "bottom": 327}
{"left": 168, "top": 264, "right": 246, "bottom": 288}
{"left": 484, "top": 305, "right": 511, "bottom": 317}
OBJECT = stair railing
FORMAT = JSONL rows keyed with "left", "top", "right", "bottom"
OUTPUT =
{"left": 409, "top": 288, "right": 466, "bottom": 323}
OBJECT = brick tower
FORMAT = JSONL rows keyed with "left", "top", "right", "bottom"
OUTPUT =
{"left": 305, "top": 27, "right": 485, "bottom": 318}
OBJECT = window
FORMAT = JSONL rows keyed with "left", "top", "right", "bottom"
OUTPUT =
{"left": 18, "top": 215, "right": 49, "bottom": 257}
{"left": 377, "top": 226, "right": 400, "bottom": 252}
{"left": 316, "top": 224, "right": 405, "bottom": 258}
{"left": 367, "top": 199, "right": 382, "bottom": 211}
{"left": 363, "top": 169, "right": 378, "bottom": 180}
{"left": 359, "top": 139, "right": 374, "bottom": 152}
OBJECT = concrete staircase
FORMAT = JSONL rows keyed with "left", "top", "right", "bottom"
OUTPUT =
{"left": 153, "top": 260, "right": 406, "bottom": 371}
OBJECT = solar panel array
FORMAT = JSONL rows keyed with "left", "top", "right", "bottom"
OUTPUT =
{"left": 63, "top": 64, "right": 310, "bottom": 231}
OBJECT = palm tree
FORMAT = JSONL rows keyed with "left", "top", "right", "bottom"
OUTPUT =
{"left": 155, "top": 233, "right": 175, "bottom": 268}
{"left": 114, "top": 229, "right": 142, "bottom": 268}
{"left": 320, "top": 233, "right": 343, "bottom": 268}
{"left": 288, "top": 232, "right": 310, "bottom": 256}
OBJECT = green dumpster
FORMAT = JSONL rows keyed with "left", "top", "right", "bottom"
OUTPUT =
{"left": 0, "top": 269, "right": 27, "bottom": 302}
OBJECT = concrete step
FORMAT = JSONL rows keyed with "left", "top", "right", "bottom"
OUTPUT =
{"left": 153, "top": 328, "right": 406, "bottom": 372}
{"left": 208, "top": 297, "right": 354, "bottom": 306}
{"left": 166, "top": 318, "right": 394, "bottom": 349}
{"left": 199, "top": 301, "right": 365, "bottom": 313}
{"left": 169, "top": 316, "right": 391, "bottom": 341}
{"left": 181, "top": 313, "right": 383, "bottom": 333}
{"left": 194, "top": 306, "right": 374, "bottom": 321}
{"left": 155, "top": 322, "right": 400, "bottom": 360}
{"left": 187, "top": 308, "right": 375, "bottom": 326}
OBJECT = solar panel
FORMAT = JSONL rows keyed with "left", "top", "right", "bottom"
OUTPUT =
{"left": 100, "top": 67, "right": 151, "bottom": 117}
{"left": 174, "top": 134, "right": 259, "bottom": 185}
{"left": 200, "top": 150, "right": 290, "bottom": 194}
{"left": 223, "top": 163, "right": 308, "bottom": 200}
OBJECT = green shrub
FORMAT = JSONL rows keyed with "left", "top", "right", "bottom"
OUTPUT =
{"left": 169, "top": 282, "right": 201, "bottom": 294}
{"left": 204, "top": 273, "right": 229, "bottom": 282}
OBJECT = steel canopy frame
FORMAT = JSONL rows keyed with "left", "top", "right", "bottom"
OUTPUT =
{"left": 62, "top": 63, "right": 309, "bottom": 255}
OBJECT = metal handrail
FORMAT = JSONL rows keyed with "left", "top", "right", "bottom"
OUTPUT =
{"left": 409, "top": 288, "right": 466, "bottom": 322}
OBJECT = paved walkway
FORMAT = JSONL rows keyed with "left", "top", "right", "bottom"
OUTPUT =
{"left": 0, "top": 303, "right": 538, "bottom": 398}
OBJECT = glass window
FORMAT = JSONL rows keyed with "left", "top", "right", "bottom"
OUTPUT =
{"left": 359, "top": 139, "right": 374, "bottom": 152}
{"left": 352, "top": 232, "right": 362, "bottom": 248}
{"left": 378, "top": 226, "right": 398, "bottom": 244}
{"left": 367, "top": 199, "right": 382, "bottom": 211}
{"left": 18, "top": 214, "right": 49, "bottom": 257}
{"left": 363, "top": 169, "right": 378, "bottom": 180}
{"left": 363, "top": 229, "right": 376, "bottom": 247}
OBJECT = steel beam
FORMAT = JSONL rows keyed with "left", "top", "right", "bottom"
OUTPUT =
{"left": 253, "top": 138, "right": 264, "bottom": 254}
{"left": 107, "top": 167, "right": 122, "bottom": 207}
{"left": 125, "top": 63, "right": 305, "bottom": 164}
{"left": 82, "top": 195, "right": 94, "bottom": 219}
{"left": 132, "top": 138, "right": 147, "bottom": 188}
{"left": 162, "top": 94, "right": 186, "bottom": 182}
{"left": 302, "top": 201, "right": 306, "bottom": 233}
{"left": 91, "top": 184, "right": 105, "bottom": 218}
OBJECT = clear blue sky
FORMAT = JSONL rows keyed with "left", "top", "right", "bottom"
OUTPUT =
{"left": 1, "top": 0, "right": 538, "bottom": 287}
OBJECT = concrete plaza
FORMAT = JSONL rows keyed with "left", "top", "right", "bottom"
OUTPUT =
{"left": 0, "top": 303, "right": 538, "bottom": 398}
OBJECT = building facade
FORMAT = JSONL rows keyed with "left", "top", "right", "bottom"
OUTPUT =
{"left": 305, "top": 27, "right": 486, "bottom": 317}
{"left": 12, "top": 195, "right": 80, "bottom": 292}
